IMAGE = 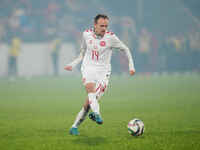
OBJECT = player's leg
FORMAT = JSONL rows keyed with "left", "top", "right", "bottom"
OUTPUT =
{"left": 85, "top": 82, "right": 103, "bottom": 124}
{"left": 69, "top": 69, "right": 103, "bottom": 135}
{"left": 88, "top": 72, "right": 110, "bottom": 123}
{"left": 69, "top": 73, "right": 93, "bottom": 135}
{"left": 69, "top": 82, "right": 102, "bottom": 135}
{"left": 81, "top": 69, "right": 100, "bottom": 116}
{"left": 86, "top": 83, "right": 99, "bottom": 114}
{"left": 70, "top": 98, "right": 90, "bottom": 135}
{"left": 71, "top": 98, "right": 90, "bottom": 128}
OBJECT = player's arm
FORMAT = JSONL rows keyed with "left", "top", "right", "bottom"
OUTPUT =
{"left": 64, "top": 36, "right": 86, "bottom": 71}
{"left": 111, "top": 34, "right": 135, "bottom": 75}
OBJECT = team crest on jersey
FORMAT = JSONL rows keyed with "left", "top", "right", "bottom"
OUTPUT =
{"left": 100, "top": 41, "right": 106, "bottom": 47}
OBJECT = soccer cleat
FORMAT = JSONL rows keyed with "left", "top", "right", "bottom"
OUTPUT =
{"left": 89, "top": 112, "right": 103, "bottom": 124}
{"left": 69, "top": 127, "right": 79, "bottom": 135}
{"left": 95, "top": 114, "right": 103, "bottom": 124}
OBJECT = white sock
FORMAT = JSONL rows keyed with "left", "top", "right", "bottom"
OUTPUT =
{"left": 88, "top": 93, "right": 100, "bottom": 114}
{"left": 72, "top": 107, "right": 89, "bottom": 128}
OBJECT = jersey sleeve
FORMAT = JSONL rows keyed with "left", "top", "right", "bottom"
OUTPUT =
{"left": 111, "top": 34, "right": 135, "bottom": 71}
{"left": 67, "top": 33, "right": 86, "bottom": 68}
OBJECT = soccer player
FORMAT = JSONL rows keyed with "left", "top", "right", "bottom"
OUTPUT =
{"left": 64, "top": 14, "right": 135, "bottom": 135}
{"left": 49, "top": 38, "right": 62, "bottom": 76}
{"left": 8, "top": 37, "right": 21, "bottom": 77}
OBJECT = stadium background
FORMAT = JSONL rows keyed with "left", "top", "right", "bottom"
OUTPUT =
{"left": 0, "top": 0, "right": 200, "bottom": 76}
{"left": 0, "top": 1, "right": 200, "bottom": 150}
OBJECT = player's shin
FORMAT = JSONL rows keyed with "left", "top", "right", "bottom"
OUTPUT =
{"left": 72, "top": 106, "right": 90, "bottom": 128}
{"left": 88, "top": 93, "right": 100, "bottom": 114}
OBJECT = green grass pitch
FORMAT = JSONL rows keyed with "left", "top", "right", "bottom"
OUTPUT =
{"left": 0, "top": 74, "right": 200, "bottom": 150}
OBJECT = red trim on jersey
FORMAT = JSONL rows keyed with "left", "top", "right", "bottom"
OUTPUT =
{"left": 85, "top": 29, "right": 93, "bottom": 32}
{"left": 96, "top": 84, "right": 102, "bottom": 92}
{"left": 106, "top": 31, "right": 114, "bottom": 35}
{"left": 101, "top": 84, "right": 107, "bottom": 92}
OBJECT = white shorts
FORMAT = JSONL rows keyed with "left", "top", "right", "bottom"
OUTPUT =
{"left": 81, "top": 66, "right": 111, "bottom": 100}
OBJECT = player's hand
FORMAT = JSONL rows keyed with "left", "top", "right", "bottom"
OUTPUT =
{"left": 129, "top": 69, "right": 135, "bottom": 76}
{"left": 64, "top": 65, "right": 72, "bottom": 71}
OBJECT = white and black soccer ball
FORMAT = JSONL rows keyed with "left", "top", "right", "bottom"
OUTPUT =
{"left": 127, "top": 118, "right": 144, "bottom": 136}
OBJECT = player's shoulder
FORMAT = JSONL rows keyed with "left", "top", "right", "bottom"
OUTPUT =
{"left": 106, "top": 31, "right": 115, "bottom": 36}
{"left": 105, "top": 31, "right": 117, "bottom": 39}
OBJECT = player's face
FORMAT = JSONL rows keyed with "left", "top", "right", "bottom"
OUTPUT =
{"left": 94, "top": 18, "right": 109, "bottom": 37}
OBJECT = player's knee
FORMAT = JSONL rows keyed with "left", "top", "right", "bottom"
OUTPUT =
{"left": 85, "top": 83, "right": 95, "bottom": 93}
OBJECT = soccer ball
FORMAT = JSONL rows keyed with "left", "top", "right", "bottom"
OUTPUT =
{"left": 127, "top": 118, "right": 144, "bottom": 136}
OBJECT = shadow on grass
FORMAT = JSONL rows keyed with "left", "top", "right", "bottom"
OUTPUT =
{"left": 72, "top": 135, "right": 107, "bottom": 146}
{"left": 125, "top": 134, "right": 145, "bottom": 140}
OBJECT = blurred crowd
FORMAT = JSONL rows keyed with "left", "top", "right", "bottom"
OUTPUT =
{"left": 0, "top": 0, "right": 94, "bottom": 42}
{"left": 135, "top": 28, "right": 200, "bottom": 73}
{"left": 0, "top": 0, "right": 200, "bottom": 76}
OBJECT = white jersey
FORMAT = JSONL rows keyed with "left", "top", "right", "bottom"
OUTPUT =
{"left": 68, "top": 28, "right": 135, "bottom": 72}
